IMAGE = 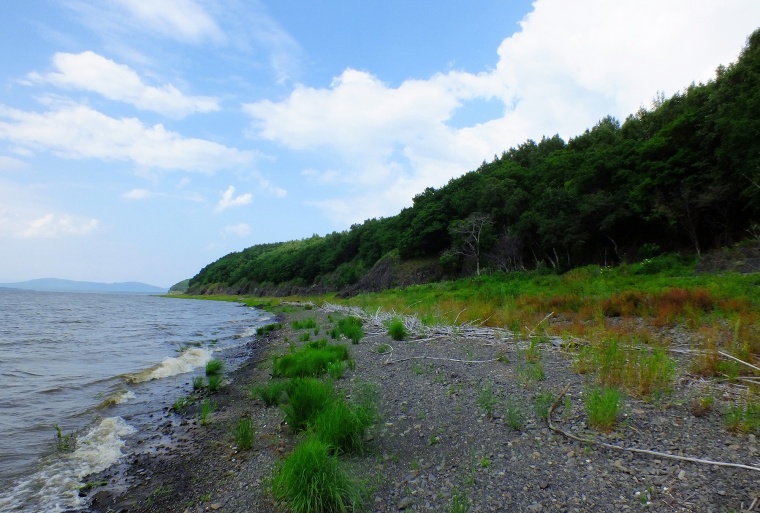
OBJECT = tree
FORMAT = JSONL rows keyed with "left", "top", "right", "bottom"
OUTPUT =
{"left": 448, "top": 213, "right": 493, "bottom": 276}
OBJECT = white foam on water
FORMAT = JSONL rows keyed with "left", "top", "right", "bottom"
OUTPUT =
{"left": 99, "top": 389, "right": 136, "bottom": 407}
{"left": 0, "top": 416, "right": 136, "bottom": 513}
{"left": 126, "top": 347, "right": 212, "bottom": 383}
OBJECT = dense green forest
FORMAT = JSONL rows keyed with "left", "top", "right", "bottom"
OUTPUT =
{"left": 189, "top": 30, "right": 760, "bottom": 295}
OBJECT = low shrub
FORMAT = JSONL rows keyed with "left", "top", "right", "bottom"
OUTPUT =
{"left": 272, "top": 437, "right": 365, "bottom": 513}
{"left": 478, "top": 381, "right": 497, "bottom": 417}
{"left": 724, "top": 402, "right": 760, "bottom": 433}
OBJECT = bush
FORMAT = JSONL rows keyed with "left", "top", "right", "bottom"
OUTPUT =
{"left": 388, "top": 319, "right": 408, "bottom": 341}
{"left": 283, "top": 378, "right": 337, "bottom": 432}
{"left": 272, "top": 437, "right": 365, "bottom": 513}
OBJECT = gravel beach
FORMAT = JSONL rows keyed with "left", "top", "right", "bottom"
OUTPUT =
{"left": 83, "top": 304, "right": 760, "bottom": 513}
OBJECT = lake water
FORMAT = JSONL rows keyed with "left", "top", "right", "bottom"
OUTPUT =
{"left": 0, "top": 289, "right": 273, "bottom": 513}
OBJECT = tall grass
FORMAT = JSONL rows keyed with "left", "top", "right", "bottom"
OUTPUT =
{"left": 282, "top": 378, "right": 336, "bottom": 432}
{"left": 234, "top": 417, "right": 255, "bottom": 450}
{"left": 330, "top": 316, "right": 364, "bottom": 344}
{"left": 273, "top": 343, "right": 350, "bottom": 378}
{"left": 585, "top": 386, "right": 621, "bottom": 432}
{"left": 205, "top": 359, "right": 224, "bottom": 376}
{"left": 272, "top": 437, "right": 365, "bottom": 513}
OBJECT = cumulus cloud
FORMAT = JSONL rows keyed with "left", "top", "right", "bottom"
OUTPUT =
{"left": 29, "top": 52, "right": 219, "bottom": 118}
{"left": 0, "top": 104, "right": 253, "bottom": 173}
{"left": 244, "top": 0, "right": 760, "bottom": 226}
{"left": 223, "top": 222, "right": 250, "bottom": 237}
{"left": 215, "top": 185, "right": 252, "bottom": 212}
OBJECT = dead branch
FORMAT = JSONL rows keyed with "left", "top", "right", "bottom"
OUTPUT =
{"left": 547, "top": 384, "right": 760, "bottom": 473}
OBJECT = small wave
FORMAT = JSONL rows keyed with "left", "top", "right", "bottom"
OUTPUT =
{"left": 98, "top": 389, "right": 136, "bottom": 408}
{"left": 125, "top": 348, "right": 211, "bottom": 383}
{"left": 0, "top": 417, "right": 136, "bottom": 513}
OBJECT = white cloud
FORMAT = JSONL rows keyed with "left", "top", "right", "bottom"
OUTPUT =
{"left": 0, "top": 205, "right": 99, "bottom": 238}
{"left": 223, "top": 222, "right": 250, "bottom": 237}
{"left": 0, "top": 104, "right": 253, "bottom": 173}
{"left": 0, "top": 156, "right": 27, "bottom": 172}
{"left": 258, "top": 178, "right": 286, "bottom": 198}
{"left": 122, "top": 188, "right": 154, "bottom": 200}
{"left": 29, "top": 52, "right": 219, "bottom": 118}
{"left": 244, "top": 0, "right": 760, "bottom": 227}
{"left": 115, "top": 0, "right": 223, "bottom": 42}
{"left": 18, "top": 214, "right": 99, "bottom": 238}
{"left": 215, "top": 185, "right": 252, "bottom": 212}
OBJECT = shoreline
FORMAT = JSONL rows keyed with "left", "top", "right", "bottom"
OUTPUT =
{"left": 83, "top": 304, "right": 760, "bottom": 513}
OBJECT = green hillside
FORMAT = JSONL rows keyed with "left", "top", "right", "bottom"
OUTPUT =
{"left": 189, "top": 30, "right": 760, "bottom": 295}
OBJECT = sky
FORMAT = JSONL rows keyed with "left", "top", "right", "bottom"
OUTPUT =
{"left": 1, "top": 1, "right": 759, "bottom": 288}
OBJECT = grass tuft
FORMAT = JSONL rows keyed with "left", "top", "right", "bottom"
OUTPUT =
{"left": 584, "top": 386, "right": 621, "bottom": 432}
{"left": 331, "top": 316, "right": 364, "bottom": 344}
{"left": 282, "top": 378, "right": 336, "bottom": 432}
{"left": 205, "top": 358, "right": 224, "bottom": 377}
{"left": 272, "top": 437, "right": 365, "bottom": 513}
{"left": 251, "top": 380, "right": 289, "bottom": 406}
{"left": 234, "top": 417, "right": 255, "bottom": 450}
{"left": 273, "top": 343, "right": 351, "bottom": 379}
{"left": 199, "top": 399, "right": 217, "bottom": 426}
{"left": 388, "top": 319, "right": 408, "bottom": 341}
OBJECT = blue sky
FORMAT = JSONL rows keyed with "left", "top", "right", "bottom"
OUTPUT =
{"left": 1, "top": 1, "right": 759, "bottom": 287}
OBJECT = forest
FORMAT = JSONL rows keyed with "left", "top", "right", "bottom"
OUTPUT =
{"left": 188, "top": 30, "right": 760, "bottom": 295}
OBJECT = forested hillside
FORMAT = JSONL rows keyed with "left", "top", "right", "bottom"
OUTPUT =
{"left": 189, "top": 30, "right": 760, "bottom": 295}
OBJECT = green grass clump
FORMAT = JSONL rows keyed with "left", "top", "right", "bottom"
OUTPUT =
{"left": 724, "top": 401, "right": 760, "bottom": 433}
{"left": 273, "top": 343, "right": 351, "bottom": 378}
{"left": 478, "top": 381, "right": 497, "bottom": 417}
{"left": 199, "top": 399, "right": 217, "bottom": 426}
{"left": 256, "top": 322, "right": 282, "bottom": 336}
{"left": 172, "top": 396, "right": 192, "bottom": 412}
{"left": 299, "top": 332, "right": 311, "bottom": 342}
{"left": 234, "top": 417, "right": 255, "bottom": 450}
{"left": 533, "top": 390, "right": 555, "bottom": 421}
{"left": 517, "top": 362, "right": 545, "bottom": 382}
{"left": 326, "top": 361, "right": 347, "bottom": 379}
{"left": 283, "top": 378, "right": 337, "bottom": 432}
{"left": 311, "top": 381, "right": 378, "bottom": 454}
{"left": 192, "top": 375, "right": 205, "bottom": 390}
{"left": 585, "top": 386, "right": 622, "bottom": 432}
{"left": 252, "top": 380, "right": 289, "bottom": 406}
{"left": 54, "top": 424, "right": 76, "bottom": 452}
{"left": 388, "top": 319, "right": 408, "bottom": 341}
{"left": 331, "top": 316, "right": 364, "bottom": 344}
{"left": 504, "top": 396, "right": 526, "bottom": 431}
{"left": 272, "top": 437, "right": 365, "bottom": 513}
{"left": 207, "top": 374, "right": 224, "bottom": 392}
{"left": 205, "top": 358, "right": 224, "bottom": 376}
{"left": 293, "top": 317, "right": 318, "bottom": 330}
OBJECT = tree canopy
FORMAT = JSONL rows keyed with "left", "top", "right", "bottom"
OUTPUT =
{"left": 189, "top": 30, "right": 760, "bottom": 294}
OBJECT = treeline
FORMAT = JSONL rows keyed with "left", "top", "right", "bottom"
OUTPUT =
{"left": 189, "top": 30, "right": 760, "bottom": 294}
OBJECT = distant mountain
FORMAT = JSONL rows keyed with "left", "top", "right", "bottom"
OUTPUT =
{"left": 0, "top": 278, "right": 168, "bottom": 294}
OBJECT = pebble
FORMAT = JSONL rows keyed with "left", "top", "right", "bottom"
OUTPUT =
{"left": 397, "top": 497, "right": 413, "bottom": 510}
